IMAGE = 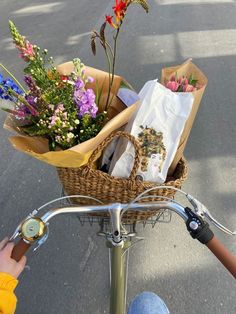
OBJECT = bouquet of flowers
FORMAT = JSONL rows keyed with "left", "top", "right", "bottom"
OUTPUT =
{"left": 1, "top": 1, "right": 149, "bottom": 167}
{"left": 165, "top": 73, "right": 202, "bottom": 93}
{"left": 161, "top": 59, "right": 208, "bottom": 175}
{"left": 1, "top": 22, "right": 107, "bottom": 151}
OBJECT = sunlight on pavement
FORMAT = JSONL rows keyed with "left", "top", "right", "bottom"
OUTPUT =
{"left": 189, "top": 157, "right": 236, "bottom": 193}
{"left": 66, "top": 32, "right": 92, "bottom": 46}
{"left": 133, "top": 253, "right": 215, "bottom": 279}
{"left": 136, "top": 30, "right": 236, "bottom": 64}
{"left": 53, "top": 55, "right": 68, "bottom": 66}
{"left": 0, "top": 38, "right": 14, "bottom": 51}
{"left": 156, "top": 0, "right": 234, "bottom": 5}
{"left": 131, "top": 222, "right": 216, "bottom": 279}
{"left": 13, "top": 3, "right": 64, "bottom": 15}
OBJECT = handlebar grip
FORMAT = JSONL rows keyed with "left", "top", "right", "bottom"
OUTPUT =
{"left": 11, "top": 239, "right": 31, "bottom": 262}
{"left": 206, "top": 236, "right": 236, "bottom": 279}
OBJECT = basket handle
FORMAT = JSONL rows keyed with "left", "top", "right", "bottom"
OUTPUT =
{"left": 87, "top": 131, "right": 142, "bottom": 180}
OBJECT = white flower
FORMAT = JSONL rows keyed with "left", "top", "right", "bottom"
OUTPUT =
{"left": 67, "top": 132, "right": 74, "bottom": 139}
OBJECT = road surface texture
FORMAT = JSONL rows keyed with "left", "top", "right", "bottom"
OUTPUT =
{"left": 0, "top": 0, "right": 236, "bottom": 313}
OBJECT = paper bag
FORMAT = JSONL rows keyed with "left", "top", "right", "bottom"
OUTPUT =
{"left": 4, "top": 62, "right": 139, "bottom": 168}
{"left": 109, "top": 81, "right": 194, "bottom": 183}
{"left": 161, "top": 59, "right": 208, "bottom": 175}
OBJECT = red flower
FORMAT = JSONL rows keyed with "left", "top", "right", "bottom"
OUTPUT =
{"left": 60, "top": 75, "right": 69, "bottom": 81}
{"left": 105, "top": 15, "right": 117, "bottom": 28}
{"left": 112, "top": 0, "right": 128, "bottom": 21}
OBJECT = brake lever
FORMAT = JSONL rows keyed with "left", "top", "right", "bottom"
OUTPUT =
{"left": 186, "top": 194, "right": 236, "bottom": 236}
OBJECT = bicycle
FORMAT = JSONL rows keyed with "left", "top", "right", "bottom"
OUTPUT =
{"left": 10, "top": 186, "right": 236, "bottom": 314}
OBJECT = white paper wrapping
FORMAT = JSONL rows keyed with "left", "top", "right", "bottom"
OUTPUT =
{"left": 109, "top": 80, "right": 194, "bottom": 183}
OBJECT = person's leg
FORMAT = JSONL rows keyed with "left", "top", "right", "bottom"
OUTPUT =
{"left": 128, "top": 291, "right": 170, "bottom": 314}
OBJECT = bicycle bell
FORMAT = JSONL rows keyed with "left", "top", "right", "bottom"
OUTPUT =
{"left": 20, "top": 217, "right": 46, "bottom": 242}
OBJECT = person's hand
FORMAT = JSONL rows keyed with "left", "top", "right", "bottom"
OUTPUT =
{"left": 0, "top": 237, "right": 27, "bottom": 279}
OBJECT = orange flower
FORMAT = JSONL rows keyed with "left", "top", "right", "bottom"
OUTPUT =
{"left": 47, "top": 70, "right": 54, "bottom": 80}
{"left": 112, "top": 0, "right": 128, "bottom": 23}
{"left": 105, "top": 15, "right": 117, "bottom": 28}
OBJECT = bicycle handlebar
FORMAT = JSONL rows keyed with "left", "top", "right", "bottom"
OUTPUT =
{"left": 11, "top": 239, "right": 31, "bottom": 262}
{"left": 206, "top": 236, "right": 236, "bottom": 278}
{"left": 10, "top": 199, "right": 236, "bottom": 278}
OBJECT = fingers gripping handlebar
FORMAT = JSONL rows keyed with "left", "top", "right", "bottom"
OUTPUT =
{"left": 11, "top": 239, "right": 31, "bottom": 262}
{"left": 10, "top": 194, "right": 236, "bottom": 279}
{"left": 185, "top": 206, "right": 236, "bottom": 278}
{"left": 185, "top": 207, "right": 214, "bottom": 244}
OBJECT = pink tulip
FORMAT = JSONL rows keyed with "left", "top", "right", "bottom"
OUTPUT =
{"left": 177, "top": 76, "right": 183, "bottom": 85}
{"left": 166, "top": 80, "right": 179, "bottom": 92}
{"left": 182, "top": 77, "right": 188, "bottom": 85}
{"left": 183, "top": 84, "right": 195, "bottom": 92}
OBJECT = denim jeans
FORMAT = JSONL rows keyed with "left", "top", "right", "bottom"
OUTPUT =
{"left": 128, "top": 291, "right": 170, "bottom": 314}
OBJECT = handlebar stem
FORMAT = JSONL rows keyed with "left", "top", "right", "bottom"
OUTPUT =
{"left": 109, "top": 204, "right": 123, "bottom": 244}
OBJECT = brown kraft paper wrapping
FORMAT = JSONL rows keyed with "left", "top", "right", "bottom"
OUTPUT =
{"left": 4, "top": 62, "right": 139, "bottom": 168}
{"left": 161, "top": 59, "right": 208, "bottom": 175}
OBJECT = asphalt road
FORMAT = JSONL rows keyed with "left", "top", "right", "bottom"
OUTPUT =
{"left": 0, "top": 0, "right": 236, "bottom": 313}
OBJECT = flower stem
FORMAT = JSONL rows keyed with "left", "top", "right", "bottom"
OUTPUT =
{"left": 104, "top": 47, "right": 112, "bottom": 111}
{"left": 105, "top": 42, "right": 114, "bottom": 59}
{"left": 0, "top": 63, "right": 26, "bottom": 93}
{"left": 111, "top": 24, "right": 121, "bottom": 87}
{"left": 106, "top": 24, "right": 122, "bottom": 109}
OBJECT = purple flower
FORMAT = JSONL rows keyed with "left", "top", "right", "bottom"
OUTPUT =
{"left": 90, "top": 104, "right": 98, "bottom": 118}
{"left": 25, "top": 95, "right": 36, "bottom": 106}
{"left": 75, "top": 78, "right": 85, "bottom": 89}
{"left": 24, "top": 75, "right": 37, "bottom": 91}
{"left": 86, "top": 89, "right": 96, "bottom": 104}
{"left": 87, "top": 76, "right": 94, "bottom": 83}
{"left": 19, "top": 103, "right": 38, "bottom": 117}
{"left": 74, "top": 86, "right": 98, "bottom": 118}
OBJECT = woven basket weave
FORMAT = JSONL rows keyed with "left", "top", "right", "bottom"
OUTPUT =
{"left": 57, "top": 131, "right": 188, "bottom": 222}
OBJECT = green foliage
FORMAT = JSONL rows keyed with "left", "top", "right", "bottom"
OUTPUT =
{"left": 79, "top": 113, "right": 107, "bottom": 142}
{"left": 189, "top": 74, "right": 198, "bottom": 86}
{"left": 95, "top": 79, "right": 106, "bottom": 112}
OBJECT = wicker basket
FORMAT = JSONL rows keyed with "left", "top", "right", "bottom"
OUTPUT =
{"left": 57, "top": 131, "right": 188, "bottom": 222}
